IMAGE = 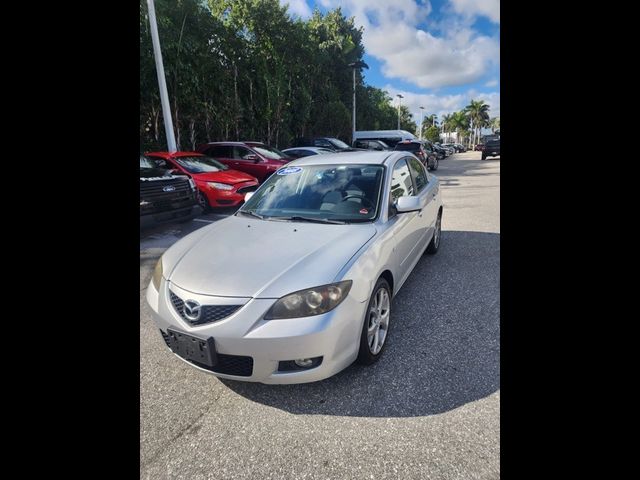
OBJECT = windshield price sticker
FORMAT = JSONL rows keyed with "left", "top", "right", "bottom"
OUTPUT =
{"left": 277, "top": 166, "right": 303, "bottom": 175}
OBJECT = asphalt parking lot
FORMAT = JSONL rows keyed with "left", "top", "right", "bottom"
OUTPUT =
{"left": 140, "top": 150, "right": 500, "bottom": 479}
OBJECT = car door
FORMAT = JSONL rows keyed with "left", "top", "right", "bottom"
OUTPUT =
{"left": 407, "top": 156, "right": 439, "bottom": 252}
{"left": 387, "top": 158, "right": 424, "bottom": 284}
{"left": 232, "top": 146, "right": 267, "bottom": 181}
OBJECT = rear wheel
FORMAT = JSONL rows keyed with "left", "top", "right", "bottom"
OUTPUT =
{"left": 430, "top": 157, "right": 439, "bottom": 171}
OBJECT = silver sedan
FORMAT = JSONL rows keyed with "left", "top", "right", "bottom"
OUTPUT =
{"left": 146, "top": 151, "right": 443, "bottom": 384}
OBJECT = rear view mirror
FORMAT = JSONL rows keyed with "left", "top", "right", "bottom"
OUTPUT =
{"left": 396, "top": 196, "right": 422, "bottom": 213}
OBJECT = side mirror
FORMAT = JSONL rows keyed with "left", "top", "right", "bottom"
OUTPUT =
{"left": 244, "top": 191, "right": 255, "bottom": 202}
{"left": 396, "top": 195, "right": 422, "bottom": 213}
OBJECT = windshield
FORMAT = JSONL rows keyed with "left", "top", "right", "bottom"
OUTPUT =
{"left": 240, "top": 164, "right": 385, "bottom": 222}
{"left": 172, "top": 156, "right": 228, "bottom": 173}
{"left": 250, "top": 145, "right": 291, "bottom": 160}
{"left": 328, "top": 138, "right": 351, "bottom": 149}
{"left": 140, "top": 155, "right": 163, "bottom": 169}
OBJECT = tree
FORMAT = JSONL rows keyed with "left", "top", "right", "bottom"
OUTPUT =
{"left": 424, "top": 126, "right": 440, "bottom": 143}
{"left": 464, "top": 99, "right": 490, "bottom": 147}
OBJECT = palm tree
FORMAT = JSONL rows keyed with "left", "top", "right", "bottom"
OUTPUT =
{"left": 421, "top": 114, "right": 438, "bottom": 138}
{"left": 449, "top": 111, "right": 469, "bottom": 144}
{"left": 464, "top": 100, "right": 490, "bottom": 147}
{"left": 490, "top": 116, "right": 500, "bottom": 133}
{"left": 441, "top": 113, "right": 452, "bottom": 142}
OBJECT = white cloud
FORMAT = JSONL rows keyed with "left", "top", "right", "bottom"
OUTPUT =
{"left": 449, "top": 0, "right": 500, "bottom": 24}
{"left": 485, "top": 79, "right": 498, "bottom": 87}
{"left": 280, "top": 0, "right": 312, "bottom": 19}
{"left": 320, "top": 0, "right": 499, "bottom": 89}
{"left": 383, "top": 84, "right": 500, "bottom": 124}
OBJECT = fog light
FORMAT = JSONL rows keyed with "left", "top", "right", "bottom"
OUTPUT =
{"left": 294, "top": 358, "right": 314, "bottom": 368}
{"left": 278, "top": 356, "right": 323, "bottom": 372}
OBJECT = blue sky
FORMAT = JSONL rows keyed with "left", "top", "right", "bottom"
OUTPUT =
{"left": 281, "top": 0, "right": 500, "bottom": 126}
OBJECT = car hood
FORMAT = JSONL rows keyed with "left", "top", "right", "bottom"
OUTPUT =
{"left": 167, "top": 215, "right": 377, "bottom": 298}
{"left": 191, "top": 170, "right": 256, "bottom": 184}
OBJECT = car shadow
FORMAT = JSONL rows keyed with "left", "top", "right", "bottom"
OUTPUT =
{"left": 221, "top": 230, "right": 500, "bottom": 418}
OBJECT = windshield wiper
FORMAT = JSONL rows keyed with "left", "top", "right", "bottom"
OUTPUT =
{"left": 273, "top": 216, "right": 347, "bottom": 225}
{"left": 236, "top": 210, "right": 265, "bottom": 220}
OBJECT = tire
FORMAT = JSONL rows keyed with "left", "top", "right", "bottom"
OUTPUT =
{"left": 426, "top": 210, "right": 442, "bottom": 254}
{"left": 197, "top": 190, "right": 211, "bottom": 212}
{"left": 430, "top": 157, "right": 439, "bottom": 171}
{"left": 357, "top": 278, "right": 392, "bottom": 365}
{"left": 481, "top": 153, "right": 487, "bottom": 160}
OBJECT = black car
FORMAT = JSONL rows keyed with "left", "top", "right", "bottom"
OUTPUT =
{"left": 481, "top": 135, "right": 500, "bottom": 160}
{"left": 432, "top": 144, "right": 448, "bottom": 159}
{"left": 353, "top": 139, "right": 391, "bottom": 151}
{"left": 394, "top": 140, "right": 438, "bottom": 171}
{"left": 140, "top": 155, "right": 200, "bottom": 229}
{"left": 292, "top": 137, "right": 365, "bottom": 152}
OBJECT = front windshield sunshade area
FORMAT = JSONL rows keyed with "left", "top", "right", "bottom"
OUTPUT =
{"left": 241, "top": 164, "right": 385, "bottom": 222}
{"left": 174, "top": 156, "right": 228, "bottom": 173}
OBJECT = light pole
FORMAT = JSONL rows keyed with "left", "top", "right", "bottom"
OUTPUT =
{"left": 419, "top": 106, "right": 425, "bottom": 140}
{"left": 147, "top": 0, "right": 177, "bottom": 152}
{"left": 348, "top": 60, "right": 369, "bottom": 145}
{"left": 396, "top": 94, "right": 404, "bottom": 130}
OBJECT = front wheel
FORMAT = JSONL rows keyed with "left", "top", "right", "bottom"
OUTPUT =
{"left": 426, "top": 211, "right": 442, "bottom": 254}
{"left": 357, "top": 278, "right": 392, "bottom": 365}
{"left": 429, "top": 157, "right": 439, "bottom": 171}
{"left": 197, "top": 190, "right": 211, "bottom": 212}
{"left": 481, "top": 153, "right": 487, "bottom": 160}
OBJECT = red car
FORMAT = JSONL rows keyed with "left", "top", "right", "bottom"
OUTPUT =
{"left": 195, "top": 141, "right": 291, "bottom": 183}
{"left": 145, "top": 151, "right": 259, "bottom": 211}
{"left": 474, "top": 143, "right": 485, "bottom": 151}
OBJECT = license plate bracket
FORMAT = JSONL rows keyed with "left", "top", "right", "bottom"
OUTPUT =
{"left": 166, "top": 328, "right": 217, "bottom": 367}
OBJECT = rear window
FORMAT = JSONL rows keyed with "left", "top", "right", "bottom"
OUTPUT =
{"left": 394, "top": 142, "right": 421, "bottom": 152}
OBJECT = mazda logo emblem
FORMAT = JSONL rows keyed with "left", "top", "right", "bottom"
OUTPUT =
{"left": 183, "top": 300, "right": 202, "bottom": 321}
{"left": 163, "top": 185, "right": 176, "bottom": 192}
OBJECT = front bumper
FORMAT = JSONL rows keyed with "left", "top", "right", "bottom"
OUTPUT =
{"left": 201, "top": 180, "right": 259, "bottom": 207}
{"left": 146, "top": 279, "right": 367, "bottom": 384}
{"left": 140, "top": 204, "right": 201, "bottom": 230}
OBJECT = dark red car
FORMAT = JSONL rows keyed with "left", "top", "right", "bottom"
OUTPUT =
{"left": 145, "top": 151, "right": 259, "bottom": 211}
{"left": 196, "top": 141, "right": 291, "bottom": 182}
{"left": 474, "top": 143, "right": 485, "bottom": 151}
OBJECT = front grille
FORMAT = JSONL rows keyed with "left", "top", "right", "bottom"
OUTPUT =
{"left": 169, "top": 291, "right": 242, "bottom": 326}
{"left": 237, "top": 185, "right": 258, "bottom": 194}
{"left": 140, "top": 178, "right": 192, "bottom": 200}
{"left": 159, "top": 330, "right": 253, "bottom": 377}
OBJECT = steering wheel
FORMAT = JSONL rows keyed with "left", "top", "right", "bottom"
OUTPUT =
{"left": 343, "top": 194, "right": 374, "bottom": 209}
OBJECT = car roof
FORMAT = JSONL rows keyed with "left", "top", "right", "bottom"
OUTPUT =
{"left": 286, "top": 151, "right": 401, "bottom": 167}
{"left": 145, "top": 151, "right": 204, "bottom": 159}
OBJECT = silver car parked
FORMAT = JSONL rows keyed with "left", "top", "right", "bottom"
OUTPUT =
{"left": 146, "top": 151, "right": 443, "bottom": 384}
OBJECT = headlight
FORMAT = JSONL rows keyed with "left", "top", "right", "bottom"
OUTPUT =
{"left": 264, "top": 281, "right": 352, "bottom": 320}
{"left": 188, "top": 178, "right": 196, "bottom": 190}
{"left": 151, "top": 258, "right": 163, "bottom": 291}
{"left": 208, "top": 182, "right": 233, "bottom": 191}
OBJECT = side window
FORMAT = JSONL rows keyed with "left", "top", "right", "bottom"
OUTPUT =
{"left": 408, "top": 157, "right": 429, "bottom": 193}
{"left": 233, "top": 146, "right": 253, "bottom": 160}
{"left": 314, "top": 139, "right": 331, "bottom": 148}
{"left": 390, "top": 159, "right": 414, "bottom": 203}
{"left": 207, "top": 146, "right": 231, "bottom": 158}
{"left": 354, "top": 140, "right": 366, "bottom": 149}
